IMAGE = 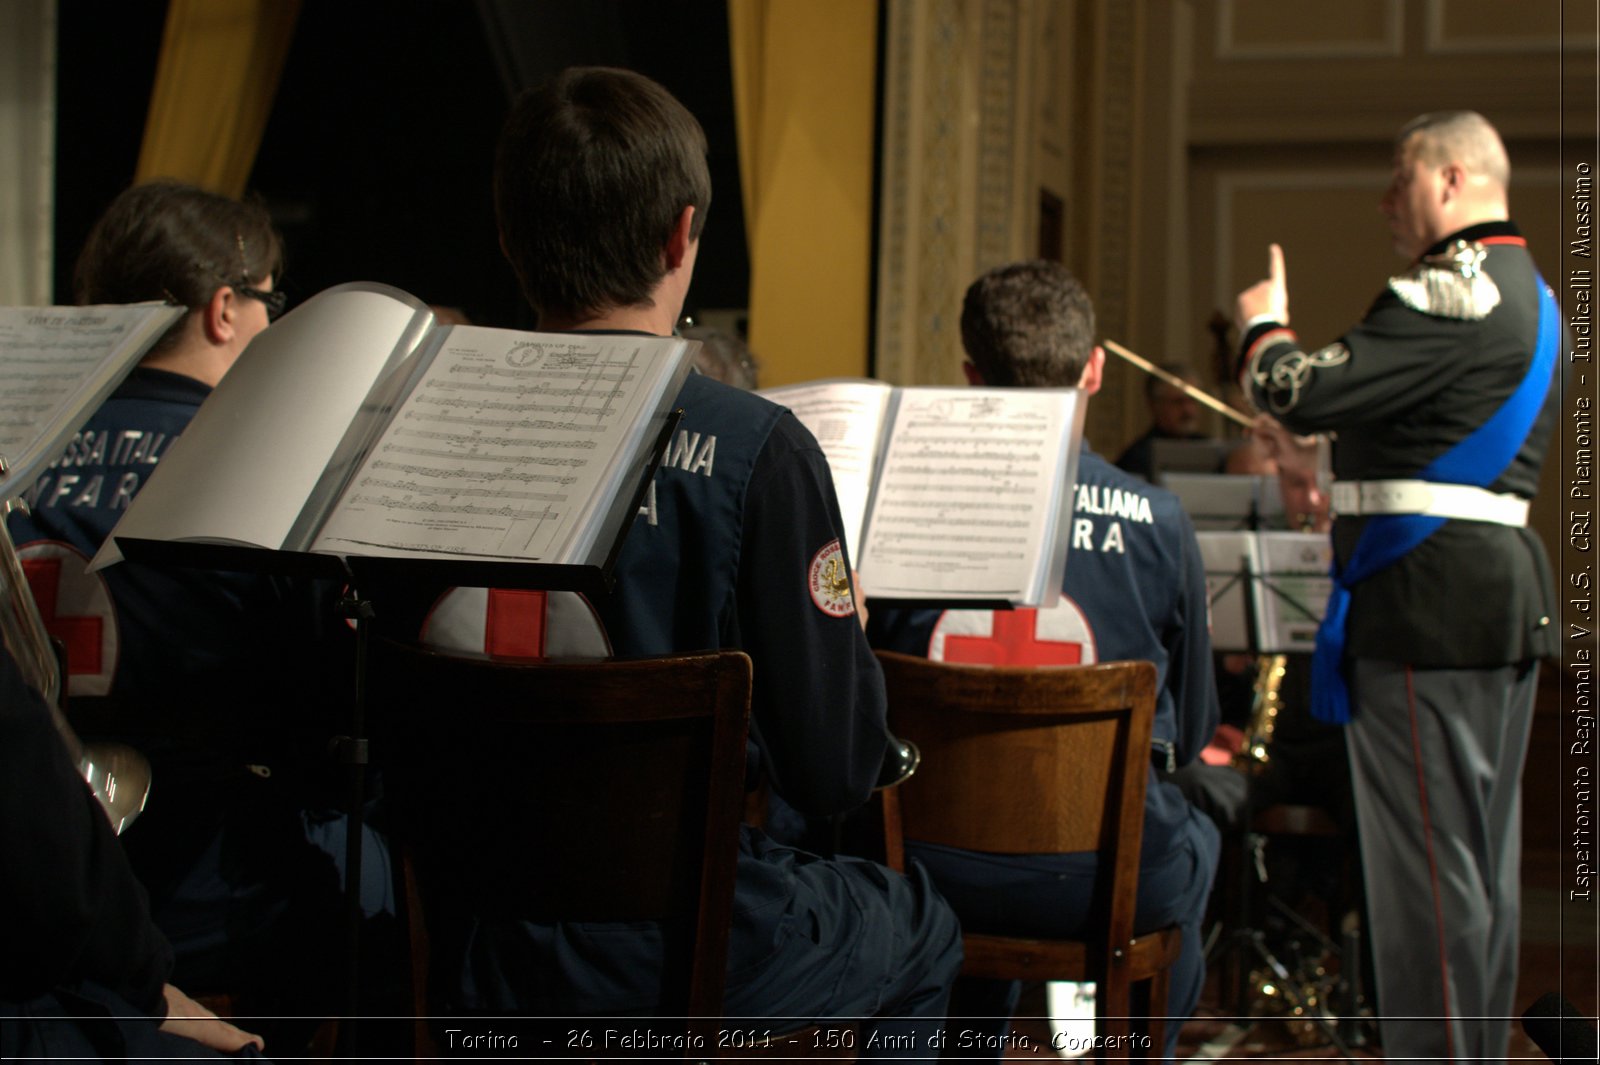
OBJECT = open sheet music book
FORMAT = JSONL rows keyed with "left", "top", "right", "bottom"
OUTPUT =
{"left": 97, "top": 283, "right": 694, "bottom": 589}
{"left": 758, "top": 378, "right": 1085, "bottom": 608}
{"left": 1198, "top": 531, "right": 1333, "bottom": 653}
{"left": 0, "top": 303, "right": 185, "bottom": 500}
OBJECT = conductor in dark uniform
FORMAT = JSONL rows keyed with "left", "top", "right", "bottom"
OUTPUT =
{"left": 1234, "top": 110, "right": 1563, "bottom": 1063}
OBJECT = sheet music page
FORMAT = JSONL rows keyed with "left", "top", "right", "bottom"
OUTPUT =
{"left": 312, "top": 328, "right": 686, "bottom": 563}
{"left": 757, "top": 378, "right": 893, "bottom": 562}
{"left": 858, "top": 387, "right": 1080, "bottom": 603}
{"left": 96, "top": 284, "right": 430, "bottom": 562}
{"left": 1257, "top": 531, "right": 1333, "bottom": 652}
{"left": 0, "top": 304, "right": 182, "bottom": 499}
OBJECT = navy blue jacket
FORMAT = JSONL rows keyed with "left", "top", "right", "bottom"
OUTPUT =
{"left": 869, "top": 448, "right": 1219, "bottom": 858}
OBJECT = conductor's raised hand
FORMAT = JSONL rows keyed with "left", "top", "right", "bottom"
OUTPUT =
{"left": 1234, "top": 243, "right": 1289, "bottom": 332}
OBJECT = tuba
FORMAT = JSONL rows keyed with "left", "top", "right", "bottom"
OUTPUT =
{"left": 0, "top": 508, "right": 150, "bottom": 833}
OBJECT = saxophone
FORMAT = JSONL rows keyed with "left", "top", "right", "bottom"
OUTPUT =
{"left": 1237, "top": 653, "right": 1288, "bottom": 769}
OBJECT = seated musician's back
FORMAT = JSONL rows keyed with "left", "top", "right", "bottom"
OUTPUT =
{"left": 396, "top": 66, "right": 961, "bottom": 1044}
{"left": 869, "top": 261, "right": 1221, "bottom": 1061}
{"left": 6, "top": 181, "right": 375, "bottom": 1040}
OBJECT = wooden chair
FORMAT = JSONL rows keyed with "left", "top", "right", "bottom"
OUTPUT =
{"left": 874, "top": 651, "right": 1182, "bottom": 1058}
{"left": 368, "top": 639, "right": 753, "bottom": 1054}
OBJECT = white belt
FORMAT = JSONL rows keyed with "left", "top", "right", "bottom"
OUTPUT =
{"left": 1330, "top": 480, "right": 1529, "bottom": 526}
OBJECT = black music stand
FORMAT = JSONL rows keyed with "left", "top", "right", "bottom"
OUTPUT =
{"left": 1192, "top": 488, "right": 1360, "bottom": 1061}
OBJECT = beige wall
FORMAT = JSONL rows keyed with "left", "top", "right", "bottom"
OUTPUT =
{"left": 1179, "top": 0, "right": 1595, "bottom": 610}
{"left": 876, "top": 0, "right": 1595, "bottom": 586}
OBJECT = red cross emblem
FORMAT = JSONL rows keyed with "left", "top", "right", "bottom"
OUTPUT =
{"left": 421, "top": 586, "right": 611, "bottom": 660}
{"left": 931, "top": 599, "right": 1097, "bottom": 667}
{"left": 484, "top": 589, "right": 547, "bottom": 657}
{"left": 15, "top": 541, "right": 117, "bottom": 693}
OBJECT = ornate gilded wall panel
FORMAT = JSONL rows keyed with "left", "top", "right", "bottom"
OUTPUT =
{"left": 877, "top": 0, "right": 1042, "bottom": 387}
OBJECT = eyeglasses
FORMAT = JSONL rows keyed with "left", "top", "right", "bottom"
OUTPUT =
{"left": 236, "top": 285, "right": 287, "bottom": 321}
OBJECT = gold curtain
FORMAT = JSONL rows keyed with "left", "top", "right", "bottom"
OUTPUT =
{"left": 728, "top": 0, "right": 879, "bottom": 386}
{"left": 135, "top": 0, "right": 300, "bottom": 196}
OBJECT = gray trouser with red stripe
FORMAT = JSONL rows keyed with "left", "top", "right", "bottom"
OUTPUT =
{"left": 1346, "top": 658, "right": 1538, "bottom": 1063}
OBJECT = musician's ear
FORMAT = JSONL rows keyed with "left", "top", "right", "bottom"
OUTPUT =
{"left": 200, "top": 285, "right": 235, "bottom": 346}
{"left": 1078, "top": 345, "right": 1105, "bottom": 395}
{"left": 664, "top": 206, "right": 696, "bottom": 271}
{"left": 961, "top": 359, "right": 985, "bottom": 386}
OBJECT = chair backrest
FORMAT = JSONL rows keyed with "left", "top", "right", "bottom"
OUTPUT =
{"left": 875, "top": 651, "right": 1157, "bottom": 958}
{"left": 370, "top": 638, "right": 752, "bottom": 1017}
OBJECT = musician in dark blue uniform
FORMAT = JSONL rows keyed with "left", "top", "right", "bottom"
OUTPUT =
{"left": 1234, "top": 111, "right": 1562, "bottom": 1062}
{"left": 870, "top": 261, "right": 1220, "bottom": 1060}
{"left": 405, "top": 67, "right": 960, "bottom": 1048}
{"left": 0, "top": 639, "right": 266, "bottom": 1060}
{"left": 6, "top": 182, "right": 374, "bottom": 1039}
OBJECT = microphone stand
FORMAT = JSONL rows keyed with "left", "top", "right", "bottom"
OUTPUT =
{"left": 333, "top": 577, "right": 374, "bottom": 1057}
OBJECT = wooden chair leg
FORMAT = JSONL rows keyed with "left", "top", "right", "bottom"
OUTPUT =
{"left": 400, "top": 846, "right": 440, "bottom": 1062}
{"left": 1098, "top": 968, "right": 1133, "bottom": 1047}
{"left": 879, "top": 785, "right": 905, "bottom": 874}
{"left": 1144, "top": 966, "right": 1172, "bottom": 1059}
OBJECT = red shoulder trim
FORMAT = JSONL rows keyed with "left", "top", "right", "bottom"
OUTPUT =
{"left": 1243, "top": 327, "right": 1298, "bottom": 367}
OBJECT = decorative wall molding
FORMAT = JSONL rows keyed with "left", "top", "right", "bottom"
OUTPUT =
{"left": 875, "top": 0, "right": 921, "bottom": 385}
{"left": 1214, "top": 0, "right": 1403, "bottom": 60}
{"left": 0, "top": 0, "right": 56, "bottom": 306}
{"left": 974, "top": 0, "right": 1021, "bottom": 275}
{"left": 876, "top": 0, "right": 1047, "bottom": 387}
{"left": 906, "top": 0, "right": 967, "bottom": 385}
{"left": 1189, "top": 0, "right": 1592, "bottom": 144}
{"left": 1210, "top": 169, "right": 1389, "bottom": 320}
{"left": 1423, "top": 0, "right": 1589, "bottom": 56}
{"left": 1082, "top": 0, "right": 1142, "bottom": 446}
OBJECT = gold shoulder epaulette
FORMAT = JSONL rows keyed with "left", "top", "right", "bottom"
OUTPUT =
{"left": 1387, "top": 239, "right": 1501, "bottom": 320}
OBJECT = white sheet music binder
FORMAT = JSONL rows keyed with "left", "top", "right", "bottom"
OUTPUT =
{"left": 759, "top": 378, "right": 1086, "bottom": 609}
{"left": 0, "top": 303, "right": 184, "bottom": 499}
{"left": 96, "top": 283, "right": 693, "bottom": 590}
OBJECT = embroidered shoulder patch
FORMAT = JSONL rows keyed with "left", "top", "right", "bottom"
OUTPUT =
{"left": 1388, "top": 238, "right": 1501, "bottom": 320}
{"left": 807, "top": 539, "right": 856, "bottom": 618}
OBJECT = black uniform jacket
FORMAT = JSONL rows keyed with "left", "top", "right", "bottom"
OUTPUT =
{"left": 1241, "top": 221, "right": 1562, "bottom": 668}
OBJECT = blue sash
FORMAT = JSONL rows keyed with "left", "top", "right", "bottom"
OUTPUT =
{"left": 1310, "top": 276, "right": 1559, "bottom": 723}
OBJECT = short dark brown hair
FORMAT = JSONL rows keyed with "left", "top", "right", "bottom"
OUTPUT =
{"left": 494, "top": 66, "right": 712, "bottom": 322}
{"left": 960, "top": 260, "right": 1095, "bottom": 388}
{"left": 74, "top": 180, "right": 282, "bottom": 309}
